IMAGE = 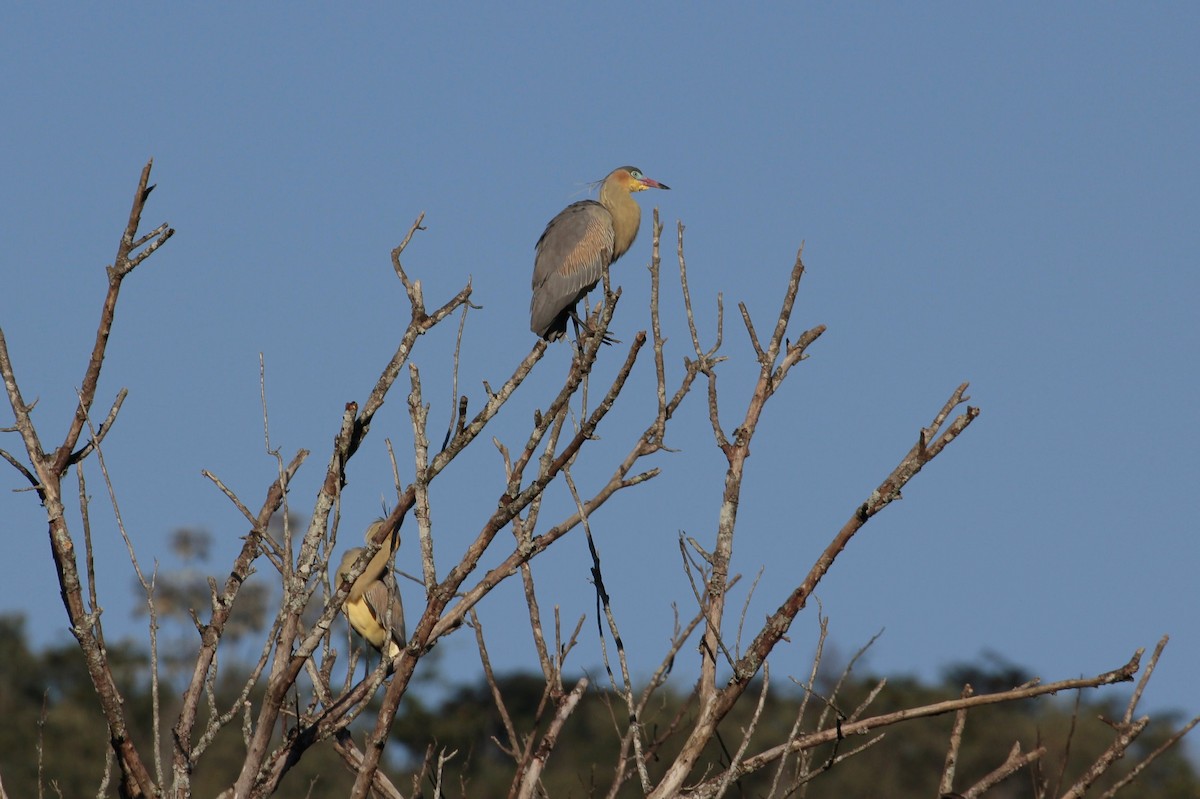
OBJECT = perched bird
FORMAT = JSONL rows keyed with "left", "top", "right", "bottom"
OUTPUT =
{"left": 334, "top": 519, "right": 405, "bottom": 660}
{"left": 530, "top": 166, "right": 670, "bottom": 341}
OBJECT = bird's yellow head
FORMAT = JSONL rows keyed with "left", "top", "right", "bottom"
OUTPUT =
{"left": 607, "top": 166, "right": 671, "bottom": 194}
{"left": 336, "top": 547, "right": 363, "bottom": 585}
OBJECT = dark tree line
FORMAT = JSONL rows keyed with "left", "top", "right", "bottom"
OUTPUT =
{"left": 2, "top": 615, "right": 1196, "bottom": 798}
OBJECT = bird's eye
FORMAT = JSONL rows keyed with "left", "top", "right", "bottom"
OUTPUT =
{"left": 630, "top": 169, "right": 642, "bottom": 179}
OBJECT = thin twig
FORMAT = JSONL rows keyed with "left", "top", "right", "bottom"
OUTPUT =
{"left": 771, "top": 607, "right": 829, "bottom": 796}
{"left": 514, "top": 677, "right": 589, "bottom": 799}
{"left": 441, "top": 297, "right": 475, "bottom": 452}
{"left": 409, "top": 364, "right": 436, "bottom": 591}
{"left": 962, "top": 741, "right": 1046, "bottom": 799}
{"left": 711, "top": 665, "right": 770, "bottom": 799}
{"left": 471, "top": 611, "right": 520, "bottom": 755}
{"left": 1101, "top": 713, "right": 1200, "bottom": 799}
{"left": 940, "top": 684, "right": 974, "bottom": 796}
{"left": 686, "top": 650, "right": 1144, "bottom": 796}
{"left": 1058, "top": 717, "right": 1149, "bottom": 799}
{"left": 1124, "top": 634, "right": 1168, "bottom": 724}
{"left": 566, "top": 466, "right": 651, "bottom": 792}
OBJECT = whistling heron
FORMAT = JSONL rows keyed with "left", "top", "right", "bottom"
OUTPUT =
{"left": 530, "top": 166, "right": 670, "bottom": 341}
{"left": 334, "top": 519, "right": 406, "bottom": 660}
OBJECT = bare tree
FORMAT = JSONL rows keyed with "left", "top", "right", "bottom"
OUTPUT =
{"left": 1, "top": 162, "right": 1193, "bottom": 798}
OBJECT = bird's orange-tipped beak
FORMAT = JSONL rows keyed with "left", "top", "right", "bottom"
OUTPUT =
{"left": 637, "top": 176, "right": 670, "bottom": 191}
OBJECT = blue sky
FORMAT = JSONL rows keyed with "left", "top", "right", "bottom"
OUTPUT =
{"left": 2, "top": 4, "right": 1196, "bottom": 740}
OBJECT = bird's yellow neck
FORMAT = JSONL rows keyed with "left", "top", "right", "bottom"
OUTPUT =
{"left": 600, "top": 181, "right": 642, "bottom": 261}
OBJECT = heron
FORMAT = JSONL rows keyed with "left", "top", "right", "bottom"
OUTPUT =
{"left": 530, "top": 166, "right": 670, "bottom": 341}
{"left": 334, "top": 519, "right": 406, "bottom": 663}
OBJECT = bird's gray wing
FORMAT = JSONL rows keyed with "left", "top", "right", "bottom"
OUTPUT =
{"left": 531, "top": 201, "right": 615, "bottom": 336}
{"left": 362, "top": 579, "right": 406, "bottom": 646}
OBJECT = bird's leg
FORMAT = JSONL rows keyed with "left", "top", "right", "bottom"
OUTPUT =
{"left": 569, "top": 307, "right": 620, "bottom": 347}
{"left": 569, "top": 311, "right": 585, "bottom": 356}
{"left": 569, "top": 321, "right": 586, "bottom": 358}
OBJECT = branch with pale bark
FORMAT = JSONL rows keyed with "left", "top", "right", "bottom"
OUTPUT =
{"left": 1, "top": 160, "right": 171, "bottom": 799}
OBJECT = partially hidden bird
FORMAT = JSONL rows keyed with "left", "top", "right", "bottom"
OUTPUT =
{"left": 530, "top": 166, "right": 670, "bottom": 341}
{"left": 334, "top": 518, "right": 406, "bottom": 661}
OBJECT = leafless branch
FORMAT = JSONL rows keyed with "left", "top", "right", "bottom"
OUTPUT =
{"left": 514, "top": 677, "right": 589, "bottom": 799}
{"left": 962, "top": 741, "right": 1047, "bottom": 798}
{"left": 1059, "top": 717, "right": 1149, "bottom": 799}
{"left": 441, "top": 296, "right": 476, "bottom": 452}
{"left": 1101, "top": 713, "right": 1200, "bottom": 799}
{"left": 1123, "top": 634, "right": 1168, "bottom": 724}
{"left": 685, "top": 650, "right": 1143, "bottom": 797}
{"left": 769, "top": 609, "right": 829, "bottom": 797}
{"left": 940, "top": 685, "right": 974, "bottom": 796}
{"left": 331, "top": 731, "right": 406, "bottom": 799}
{"left": 712, "top": 664, "right": 770, "bottom": 799}
{"left": 471, "top": 611, "right": 521, "bottom": 756}
{"left": 408, "top": 363, "right": 435, "bottom": 590}
{"left": 0, "top": 161, "right": 174, "bottom": 799}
